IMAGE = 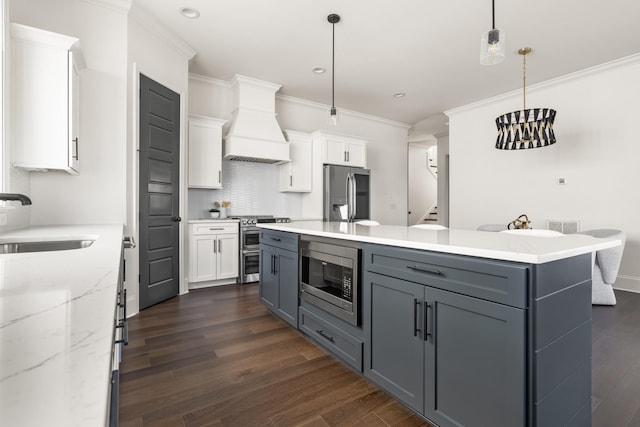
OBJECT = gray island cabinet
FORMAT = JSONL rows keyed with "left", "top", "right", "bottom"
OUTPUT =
{"left": 363, "top": 244, "right": 592, "bottom": 427}
{"left": 259, "top": 229, "right": 299, "bottom": 327}
{"left": 256, "top": 222, "right": 618, "bottom": 427}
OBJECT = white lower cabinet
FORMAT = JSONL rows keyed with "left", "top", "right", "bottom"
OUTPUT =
{"left": 188, "top": 222, "right": 239, "bottom": 287}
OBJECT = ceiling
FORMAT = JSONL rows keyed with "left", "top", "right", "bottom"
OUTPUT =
{"left": 134, "top": 0, "right": 640, "bottom": 126}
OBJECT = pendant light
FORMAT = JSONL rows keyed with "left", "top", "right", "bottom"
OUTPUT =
{"left": 495, "top": 47, "right": 557, "bottom": 150}
{"left": 327, "top": 13, "right": 340, "bottom": 125}
{"left": 480, "top": 0, "right": 505, "bottom": 65}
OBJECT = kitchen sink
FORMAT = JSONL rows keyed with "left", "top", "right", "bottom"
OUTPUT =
{"left": 0, "top": 239, "right": 95, "bottom": 254}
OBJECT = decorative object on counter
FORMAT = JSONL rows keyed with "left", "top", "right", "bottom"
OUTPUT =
{"left": 327, "top": 13, "right": 341, "bottom": 125}
{"left": 480, "top": 0, "right": 505, "bottom": 65}
{"left": 507, "top": 213, "right": 531, "bottom": 230}
{"left": 495, "top": 47, "right": 557, "bottom": 150}
{"left": 576, "top": 229, "right": 626, "bottom": 305}
{"left": 213, "top": 201, "right": 231, "bottom": 219}
{"left": 208, "top": 209, "right": 220, "bottom": 219}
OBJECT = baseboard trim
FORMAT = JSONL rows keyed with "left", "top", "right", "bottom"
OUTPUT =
{"left": 614, "top": 275, "right": 640, "bottom": 294}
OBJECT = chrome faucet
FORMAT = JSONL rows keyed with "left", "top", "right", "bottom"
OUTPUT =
{"left": 0, "top": 193, "right": 32, "bottom": 205}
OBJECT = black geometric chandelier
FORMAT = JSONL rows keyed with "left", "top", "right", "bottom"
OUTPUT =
{"left": 495, "top": 47, "right": 557, "bottom": 150}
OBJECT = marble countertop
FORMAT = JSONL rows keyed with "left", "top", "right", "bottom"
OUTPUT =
{"left": 0, "top": 224, "right": 124, "bottom": 427}
{"left": 257, "top": 221, "right": 621, "bottom": 264}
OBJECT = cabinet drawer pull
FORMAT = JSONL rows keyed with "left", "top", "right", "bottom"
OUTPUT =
{"left": 209, "top": 227, "right": 225, "bottom": 231}
{"left": 407, "top": 265, "right": 442, "bottom": 276}
{"left": 270, "top": 237, "right": 282, "bottom": 242}
{"left": 73, "top": 137, "right": 79, "bottom": 160}
{"left": 424, "top": 301, "right": 432, "bottom": 341}
{"left": 316, "top": 329, "right": 335, "bottom": 343}
{"left": 413, "top": 298, "right": 421, "bottom": 337}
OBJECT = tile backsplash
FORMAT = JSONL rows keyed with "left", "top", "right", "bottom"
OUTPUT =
{"left": 188, "top": 160, "right": 303, "bottom": 219}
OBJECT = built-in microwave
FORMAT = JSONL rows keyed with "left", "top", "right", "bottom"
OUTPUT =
{"left": 299, "top": 237, "right": 361, "bottom": 326}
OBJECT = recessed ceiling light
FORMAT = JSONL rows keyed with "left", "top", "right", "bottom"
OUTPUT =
{"left": 393, "top": 92, "right": 406, "bottom": 98}
{"left": 180, "top": 7, "right": 200, "bottom": 19}
{"left": 312, "top": 67, "right": 326, "bottom": 74}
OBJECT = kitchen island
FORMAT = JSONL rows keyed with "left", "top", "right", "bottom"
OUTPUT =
{"left": 0, "top": 225, "right": 124, "bottom": 427}
{"left": 258, "top": 221, "right": 621, "bottom": 427}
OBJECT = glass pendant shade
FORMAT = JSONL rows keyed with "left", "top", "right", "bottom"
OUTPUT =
{"left": 328, "top": 106, "right": 339, "bottom": 126}
{"left": 480, "top": 28, "right": 505, "bottom": 65}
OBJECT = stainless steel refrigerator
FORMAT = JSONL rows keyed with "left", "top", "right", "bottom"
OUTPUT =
{"left": 323, "top": 164, "right": 371, "bottom": 222}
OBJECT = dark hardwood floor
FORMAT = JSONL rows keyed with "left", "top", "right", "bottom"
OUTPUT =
{"left": 119, "top": 284, "right": 640, "bottom": 426}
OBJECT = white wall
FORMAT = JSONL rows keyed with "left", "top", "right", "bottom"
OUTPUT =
{"left": 126, "top": 3, "right": 194, "bottom": 314}
{"left": 188, "top": 75, "right": 411, "bottom": 225}
{"left": 447, "top": 55, "right": 640, "bottom": 292}
{"left": 10, "top": 0, "right": 128, "bottom": 226}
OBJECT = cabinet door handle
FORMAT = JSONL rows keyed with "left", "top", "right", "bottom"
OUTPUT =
{"left": 218, "top": 170, "right": 221, "bottom": 183}
{"left": 413, "top": 298, "right": 421, "bottom": 337}
{"left": 344, "top": 151, "right": 347, "bottom": 162}
{"left": 270, "top": 254, "right": 275, "bottom": 275}
{"left": 73, "top": 138, "right": 79, "bottom": 160}
{"left": 290, "top": 175, "right": 293, "bottom": 187}
{"left": 218, "top": 239, "right": 222, "bottom": 253}
{"left": 316, "top": 329, "right": 335, "bottom": 343}
{"left": 213, "top": 239, "right": 217, "bottom": 253}
{"left": 273, "top": 255, "right": 278, "bottom": 275}
{"left": 407, "top": 265, "right": 442, "bottom": 276}
{"left": 347, "top": 151, "right": 350, "bottom": 162}
{"left": 424, "top": 301, "right": 432, "bottom": 341}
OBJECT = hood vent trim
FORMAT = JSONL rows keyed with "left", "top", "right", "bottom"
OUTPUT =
{"left": 223, "top": 75, "right": 290, "bottom": 164}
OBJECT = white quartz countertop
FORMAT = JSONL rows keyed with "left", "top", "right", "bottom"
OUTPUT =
{"left": 188, "top": 219, "right": 239, "bottom": 223}
{"left": 258, "top": 221, "right": 621, "bottom": 264}
{"left": 0, "top": 224, "right": 124, "bottom": 427}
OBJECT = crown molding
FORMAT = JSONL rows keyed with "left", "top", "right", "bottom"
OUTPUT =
{"left": 277, "top": 94, "right": 412, "bottom": 130}
{"left": 128, "top": 2, "right": 196, "bottom": 60}
{"left": 446, "top": 53, "right": 640, "bottom": 117}
{"left": 189, "top": 73, "right": 230, "bottom": 87}
{"left": 80, "top": 0, "right": 131, "bottom": 13}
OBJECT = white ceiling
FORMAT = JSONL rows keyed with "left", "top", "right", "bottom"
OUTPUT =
{"left": 134, "top": 0, "right": 640, "bottom": 126}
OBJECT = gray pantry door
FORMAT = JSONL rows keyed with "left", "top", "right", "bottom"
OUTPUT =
{"left": 138, "top": 74, "right": 181, "bottom": 310}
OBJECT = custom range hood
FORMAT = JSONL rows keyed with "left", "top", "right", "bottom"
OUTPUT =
{"left": 223, "top": 74, "right": 290, "bottom": 164}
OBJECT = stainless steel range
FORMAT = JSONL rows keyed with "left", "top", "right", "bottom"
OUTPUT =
{"left": 230, "top": 215, "right": 291, "bottom": 283}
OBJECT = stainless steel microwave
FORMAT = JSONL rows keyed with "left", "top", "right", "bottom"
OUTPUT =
{"left": 299, "top": 237, "right": 360, "bottom": 326}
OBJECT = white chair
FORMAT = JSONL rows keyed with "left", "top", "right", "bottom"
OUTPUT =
{"left": 576, "top": 229, "right": 626, "bottom": 305}
{"left": 355, "top": 220, "right": 380, "bottom": 226}
{"left": 411, "top": 224, "right": 447, "bottom": 230}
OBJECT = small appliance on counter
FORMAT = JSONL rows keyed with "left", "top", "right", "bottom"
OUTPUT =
{"left": 228, "top": 215, "right": 291, "bottom": 284}
{"left": 323, "top": 164, "right": 371, "bottom": 222}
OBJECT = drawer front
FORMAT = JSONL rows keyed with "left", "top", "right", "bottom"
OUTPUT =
{"left": 192, "top": 223, "right": 238, "bottom": 235}
{"left": 299, "top": 306, "right": 363, "bottom": 371}
{"left": 365, "top": 245, "right": 529, "bottom": 308}
{"left": 260, "top": 230, "right": 298, "bottom": 252}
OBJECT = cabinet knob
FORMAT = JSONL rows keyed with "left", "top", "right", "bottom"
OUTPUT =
{"left": 173, "top": 216, "right": 182, "bottom": 222}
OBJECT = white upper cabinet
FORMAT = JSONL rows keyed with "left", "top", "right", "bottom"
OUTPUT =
{"left": 279, "top": 130, "right": 312, "bottom": 192}
{"left": 188, "top": 116, "right": 227, "bottom": 189}
{"left": 11, "top": 24, "right": 85, "bottom": 174}
{"left": 317, "top": 131, "right": 368, "bottom": 168}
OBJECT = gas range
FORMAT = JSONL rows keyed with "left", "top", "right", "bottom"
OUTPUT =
{"left": 229, "top": 215, "right": 291, "bottom": 227}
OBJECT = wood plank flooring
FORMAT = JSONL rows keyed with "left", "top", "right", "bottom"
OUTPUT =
{"left": 118, "top": 284, "right": 430, "bottom": 427}
{"left": 119, "top": 284, "right": 640, "bottom": 426}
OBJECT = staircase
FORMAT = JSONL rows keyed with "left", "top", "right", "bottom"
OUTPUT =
{"left": 423, "top": 204, "right": 438, "bottom": 223}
